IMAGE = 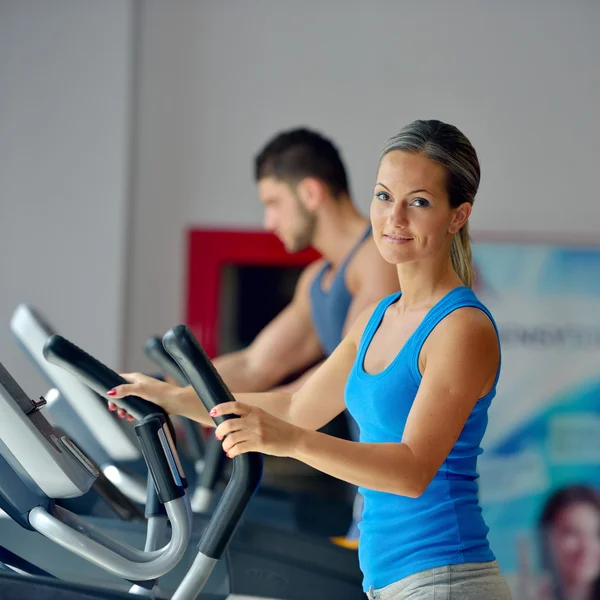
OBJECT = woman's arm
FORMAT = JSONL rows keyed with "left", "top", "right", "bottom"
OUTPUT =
{"left": 214, "top": 306, "right": 500, "bottom": 498}
{"left": 107, "top": 375, "right": 293, "bottom": 427}
{"left": 107, "top": 304, "right": 375, "bottom": 429}
{"left": 107, "top": 337, "right": 354, "bottom": 429}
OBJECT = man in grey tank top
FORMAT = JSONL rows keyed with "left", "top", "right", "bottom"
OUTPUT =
{"left": 211, "top": 128, "right": 399, "bottom": 545}
{"left": 212, "top": 128, "right": 398, "bottom": 392}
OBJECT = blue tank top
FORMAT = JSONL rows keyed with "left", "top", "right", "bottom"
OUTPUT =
{"left": 345, "top": 287, "right": 500, "bottom": 591}
{"left": 309, "top": 225, "right": 372, "bottom": 356}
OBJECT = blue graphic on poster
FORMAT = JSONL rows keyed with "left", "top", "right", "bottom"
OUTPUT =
{"left": 473, "top": 242, "right": 600, "bottom": 600}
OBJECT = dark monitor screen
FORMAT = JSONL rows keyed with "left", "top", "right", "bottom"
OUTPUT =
{"left": 218, "top": 264, "right": 304, "bottom": 354}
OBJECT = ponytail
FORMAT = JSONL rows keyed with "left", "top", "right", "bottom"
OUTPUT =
{"left": 450, "top": 222, "right": 473, "bottom": 288}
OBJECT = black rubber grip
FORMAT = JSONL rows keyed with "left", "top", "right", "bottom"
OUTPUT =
{"left": 134, "top": 415, "right": 185, "bottom": 504}
{"left": 43, "top": 334, "right": 168, "bottom": 422}
{"left": 198, "top": 436, "right": 227, "bottom": 492}
{"left": 144, "top": 336, "right": 205, "bottom": 462}
{"left": 144, "top": 337, "right": 189, "bottom": 387}
{"left": 162, "top": 325, "right": 263, "bottom": 559}
{"left": 199, "top": 450, "right": 263, "bottom": 558}
{"left": 161, "top": 326, "right": 237, "bottom": 425}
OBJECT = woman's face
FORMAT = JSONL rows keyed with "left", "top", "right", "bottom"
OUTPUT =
{"left": 549, "top": 502, "right": 600, "bottom": 586}
{"left": 370, "top": 150, "right": 469, "bottom": 266}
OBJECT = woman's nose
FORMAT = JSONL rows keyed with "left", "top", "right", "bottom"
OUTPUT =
{"left": 388, "top": 201, "right": 408, "bottom": 227}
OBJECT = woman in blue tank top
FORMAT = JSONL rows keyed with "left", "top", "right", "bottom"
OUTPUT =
{"left": 110, "top": 120, "right": 512, "bottom": 599}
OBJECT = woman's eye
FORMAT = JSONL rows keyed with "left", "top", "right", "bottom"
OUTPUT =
{"left": 411, "top": 197, "right": 430, "bottom": 208}
{"left": 375, "top": 191, "right": 390, "bottom": 202}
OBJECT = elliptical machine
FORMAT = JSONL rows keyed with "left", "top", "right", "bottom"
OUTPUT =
{"left": 0, "top": 325, "right": 365, "bottom": 599}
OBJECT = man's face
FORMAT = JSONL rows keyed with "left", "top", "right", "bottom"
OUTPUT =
{"left": 258, "top": 177, "right": 316, "bottom": 252}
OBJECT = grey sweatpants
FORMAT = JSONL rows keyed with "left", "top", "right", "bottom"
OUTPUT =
{"left": 365, "top": 560, "right": 511, "bottom": 600}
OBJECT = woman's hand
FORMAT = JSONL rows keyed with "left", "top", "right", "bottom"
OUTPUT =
{"left": 212, "top": 402, "right": 302, "bottom": 459}
{"left": 106, "top": 372, "right": 183, "bottom": 419}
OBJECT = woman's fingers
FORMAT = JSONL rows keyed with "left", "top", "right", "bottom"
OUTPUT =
{"left": 106, "top": 372, "right": 178, "bottom": 419}
{"left": 107, "top": 383, "right": 138, "bottom": 399}
{"left": 214, "top": 415, "right": 248, "bottom": 440}
{"left": 212, "top": 404, "right": 257, "bottom": 455}
{"left": 209, "top": 402, "right": 251, "bottom": 419}
{"left": 221, "top": 430, "right": 254, "bottom": 455}
{"left": 107, "top": 373, "right": 152, "bottom": 399}
{"left": 119, "top": 373, "right": 141, "bottom": 383}
{"left": 225, "top": 440, "right": 252, "bottom": 459}
{"left": 107, "top": 400, "right": 133, "bottom": 420}
{"left": 214, "top": 403, "right": 261, "bottom": 441}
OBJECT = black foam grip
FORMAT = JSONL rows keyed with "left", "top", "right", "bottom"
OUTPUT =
{"left": 178, "top": 418, "right": 206, "bottom": 464}
{"left": 144, "top": 337, "right": 189, "bottom": 387}
{"left": 43, "top": 335, "right": 168, "bottom": 422}
{"left": 199, "top": 436, "right": 227, "bottom": 491}
{"left": 198, "top": 450, "right": 263, "bottom": 558}
{"left": 144, "top": 336, "right": 205, "bottom": 462}
{"left": 161, "top": 326, "right": 237, "bottom": 424}
{"left": 134, "top": 415, "right": 185, "bottom": 504}
{"left": 162, "top": 325, "right": 263, "bottom": 559}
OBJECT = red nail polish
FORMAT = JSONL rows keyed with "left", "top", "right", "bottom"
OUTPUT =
{"left": 226, "top": 452, "right": 230, "bottom": 458}
{"left": 209, "top": 408, "right": 216, "bottom": 416}
{"left": 107, "top": 389, "right": 116, "bottom": 397}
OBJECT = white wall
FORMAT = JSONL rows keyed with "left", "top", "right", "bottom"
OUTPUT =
{"left": 126, "top": 0, "right": 600, "bottom": 371}
{"left": 0, "top": 0, "right": 134, "bottom": 394}
{"left": 2, "top": 1, "right": 598, "bottom": 378}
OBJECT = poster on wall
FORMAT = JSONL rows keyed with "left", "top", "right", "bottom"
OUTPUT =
{"left": 473, "top": 241, "right": 600, "bottom": 600}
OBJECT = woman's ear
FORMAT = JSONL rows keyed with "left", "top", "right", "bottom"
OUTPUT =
{"left": 449, "top": 202, "right": 472, "bottom": 233}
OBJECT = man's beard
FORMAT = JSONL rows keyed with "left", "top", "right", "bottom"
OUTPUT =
{"left": 287, "top": 198, "right": 317, "bottom": 252}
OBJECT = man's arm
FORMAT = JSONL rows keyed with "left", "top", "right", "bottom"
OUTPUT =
{"left": 271, "top": 361, "right": 323, "bottom": 393}
{"left": 212, "top": 261, "right": 325, "bottom": 392}
{"left": 342, "top": 238, "right": 400, "bottom": 336}
{"left": 210, "top": 304, "right": 374, "bottom": 430}
{"left": 266, "top": 238, "right": 398, "bottom": 394}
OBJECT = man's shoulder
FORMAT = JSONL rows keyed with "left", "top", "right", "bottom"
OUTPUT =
{"left": 345, "top": 236, "right": 397, "bottom": 291}
{"left": 294, "top": 258, "right": 328, "bottom": 297}
{"left": 349, "top": 233, "right": 380, "bottom": 264}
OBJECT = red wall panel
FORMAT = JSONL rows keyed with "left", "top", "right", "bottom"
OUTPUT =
{"left": 186, "top": 229, "right": 320, "bottom": 357}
